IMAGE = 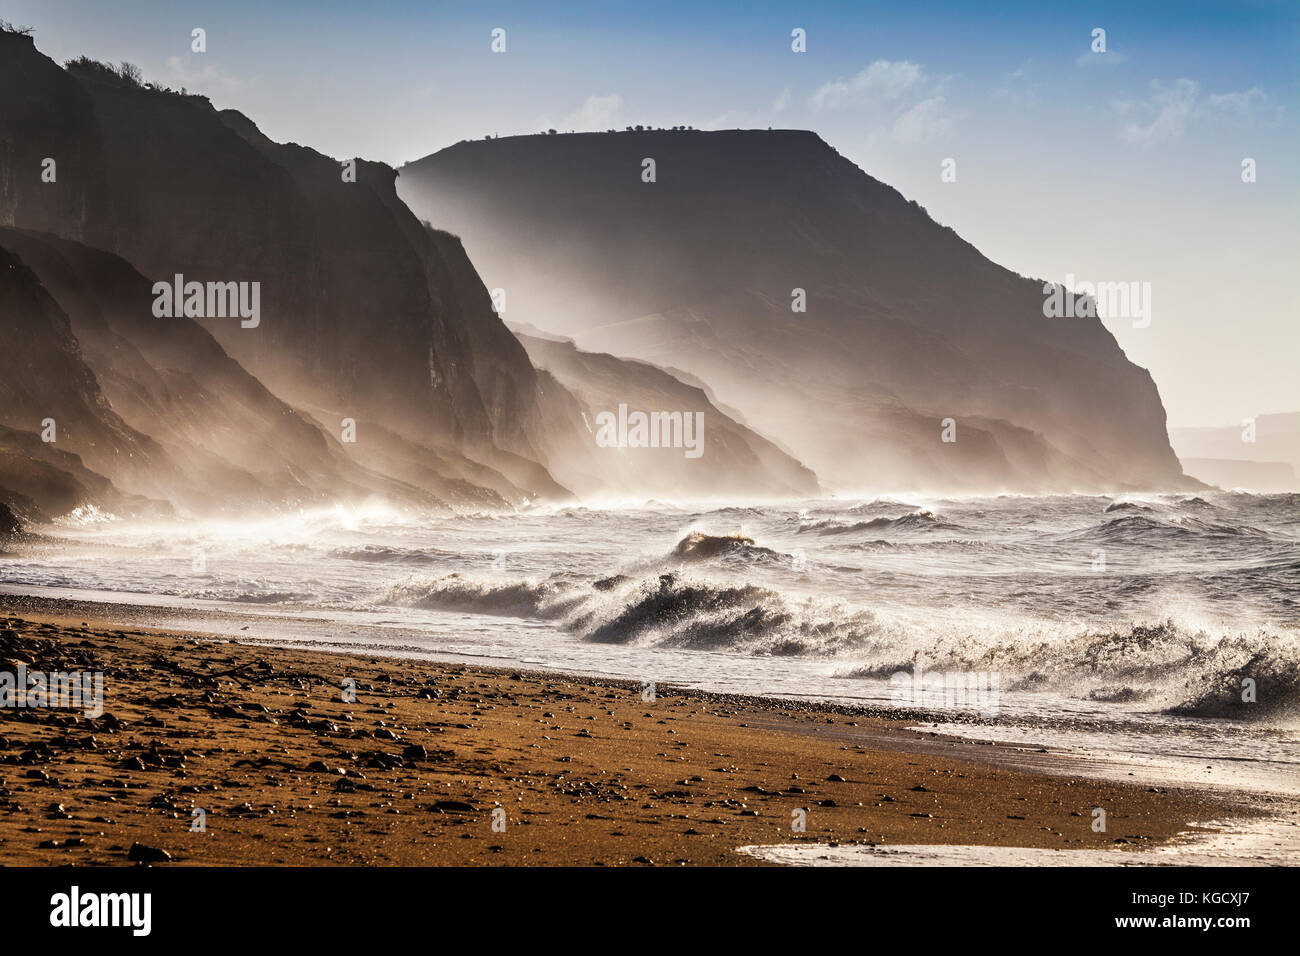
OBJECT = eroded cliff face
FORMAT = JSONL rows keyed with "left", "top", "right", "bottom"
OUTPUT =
{"left": 1, "top": 227, "right": 459, "bottom": 511}
{"left": 514, "top": 329, "right": 820, "bottom": 500}
{"left": 0, "top": 33, "right": 574, "bottom": 506}
{"left": 0, "top": 34, "right": 108, "bottom": 242}
{"left": 0, "top": 243, "right": 167, "bottom": 513}
{"left": 399, "top": 129, "right": 1190, "bottom": 493}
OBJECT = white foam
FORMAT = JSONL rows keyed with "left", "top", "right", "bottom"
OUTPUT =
{"left": 739, "top": 814, "right": 1300, "bottom": 866}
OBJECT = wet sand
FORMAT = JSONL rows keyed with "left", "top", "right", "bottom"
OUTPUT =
{"left": 0, "top": 593, "right": 1251, "bottom": 866}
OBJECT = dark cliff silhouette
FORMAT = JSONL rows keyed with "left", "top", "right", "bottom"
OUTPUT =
{"left": 399, "top": 129, "right": 1192, "bottom": 493}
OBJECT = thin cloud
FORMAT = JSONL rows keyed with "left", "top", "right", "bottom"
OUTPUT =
{"left": 1119, "top": 78, "right": 1199, "bottom": 145}
{"left": 809, "top": 60, "right": 955, "bottom": 143}
{"left": 892, "top": 96, "right": 953, "bottom": 144}
{"left": 1207, "top": 87, "right": 1273, "bottom": 118}
{"left": 1117, "top": 79, "right": 1280, "bottom": 146}
{"left": 810, "top": 60, "right": 924, "bottom": 112}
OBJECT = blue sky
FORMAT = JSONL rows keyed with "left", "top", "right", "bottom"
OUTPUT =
{"left": 6, "top": 0, "right": 1297, "bottom": 425}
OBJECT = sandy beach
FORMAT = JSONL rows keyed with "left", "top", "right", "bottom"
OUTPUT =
{"left": 0, "top": 593, "right": 1255, "bottom": 867}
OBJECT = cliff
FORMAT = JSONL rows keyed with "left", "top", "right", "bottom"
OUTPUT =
{"left": 399, "top": 129, "right": 1191, "bottom": 493}
{"left": 0, "top": 243, "right": 166, "bottom": 516}
{"left": 514, "top": 329, "right": 819, "bottom": 499}
{"left": 1, "top": 33, "right": 822, "bottom": 510}
{"left": 0, "top": 33, "right": 571, "bottom": 507}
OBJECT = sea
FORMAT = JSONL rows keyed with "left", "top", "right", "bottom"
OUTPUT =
{"left": 3, "top": 490, "right": 1297, "bottom": 863}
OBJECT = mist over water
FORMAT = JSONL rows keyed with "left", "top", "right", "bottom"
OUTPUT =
{"left": 4, "top": 491, "right": 1298, "bottom": 794}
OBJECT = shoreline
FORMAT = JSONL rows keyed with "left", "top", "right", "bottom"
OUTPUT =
{"left": 0, "top": 592, "right": 1266, "bottom": 866}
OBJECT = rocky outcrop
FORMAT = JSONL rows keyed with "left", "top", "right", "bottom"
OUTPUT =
{"left": 399, "top": 129, "right": 1192, "bottom": 493}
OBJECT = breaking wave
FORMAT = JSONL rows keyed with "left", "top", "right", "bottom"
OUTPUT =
{"left": 381, "top": 573, "right": 586, "bottom": 619}
{"left": 1061, "top": 514, "right": 1270, "bottom": 544}
{"left": 797, "top": 509, "right": 959, "bottom": 535}
{"left": 330, "top": 545, "right": 450, "bottom": 565}
{"left": 381, "top": 568, "right": 883, "bottom": 656}
{"left": 840, "top": 619, "right": 1299, "bottom": 721}
{"left": 845, "top": 498, "right": 922, "bottom": 514}
{"left": 378, "top": 531, "right": 1300, "bottom": 719}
